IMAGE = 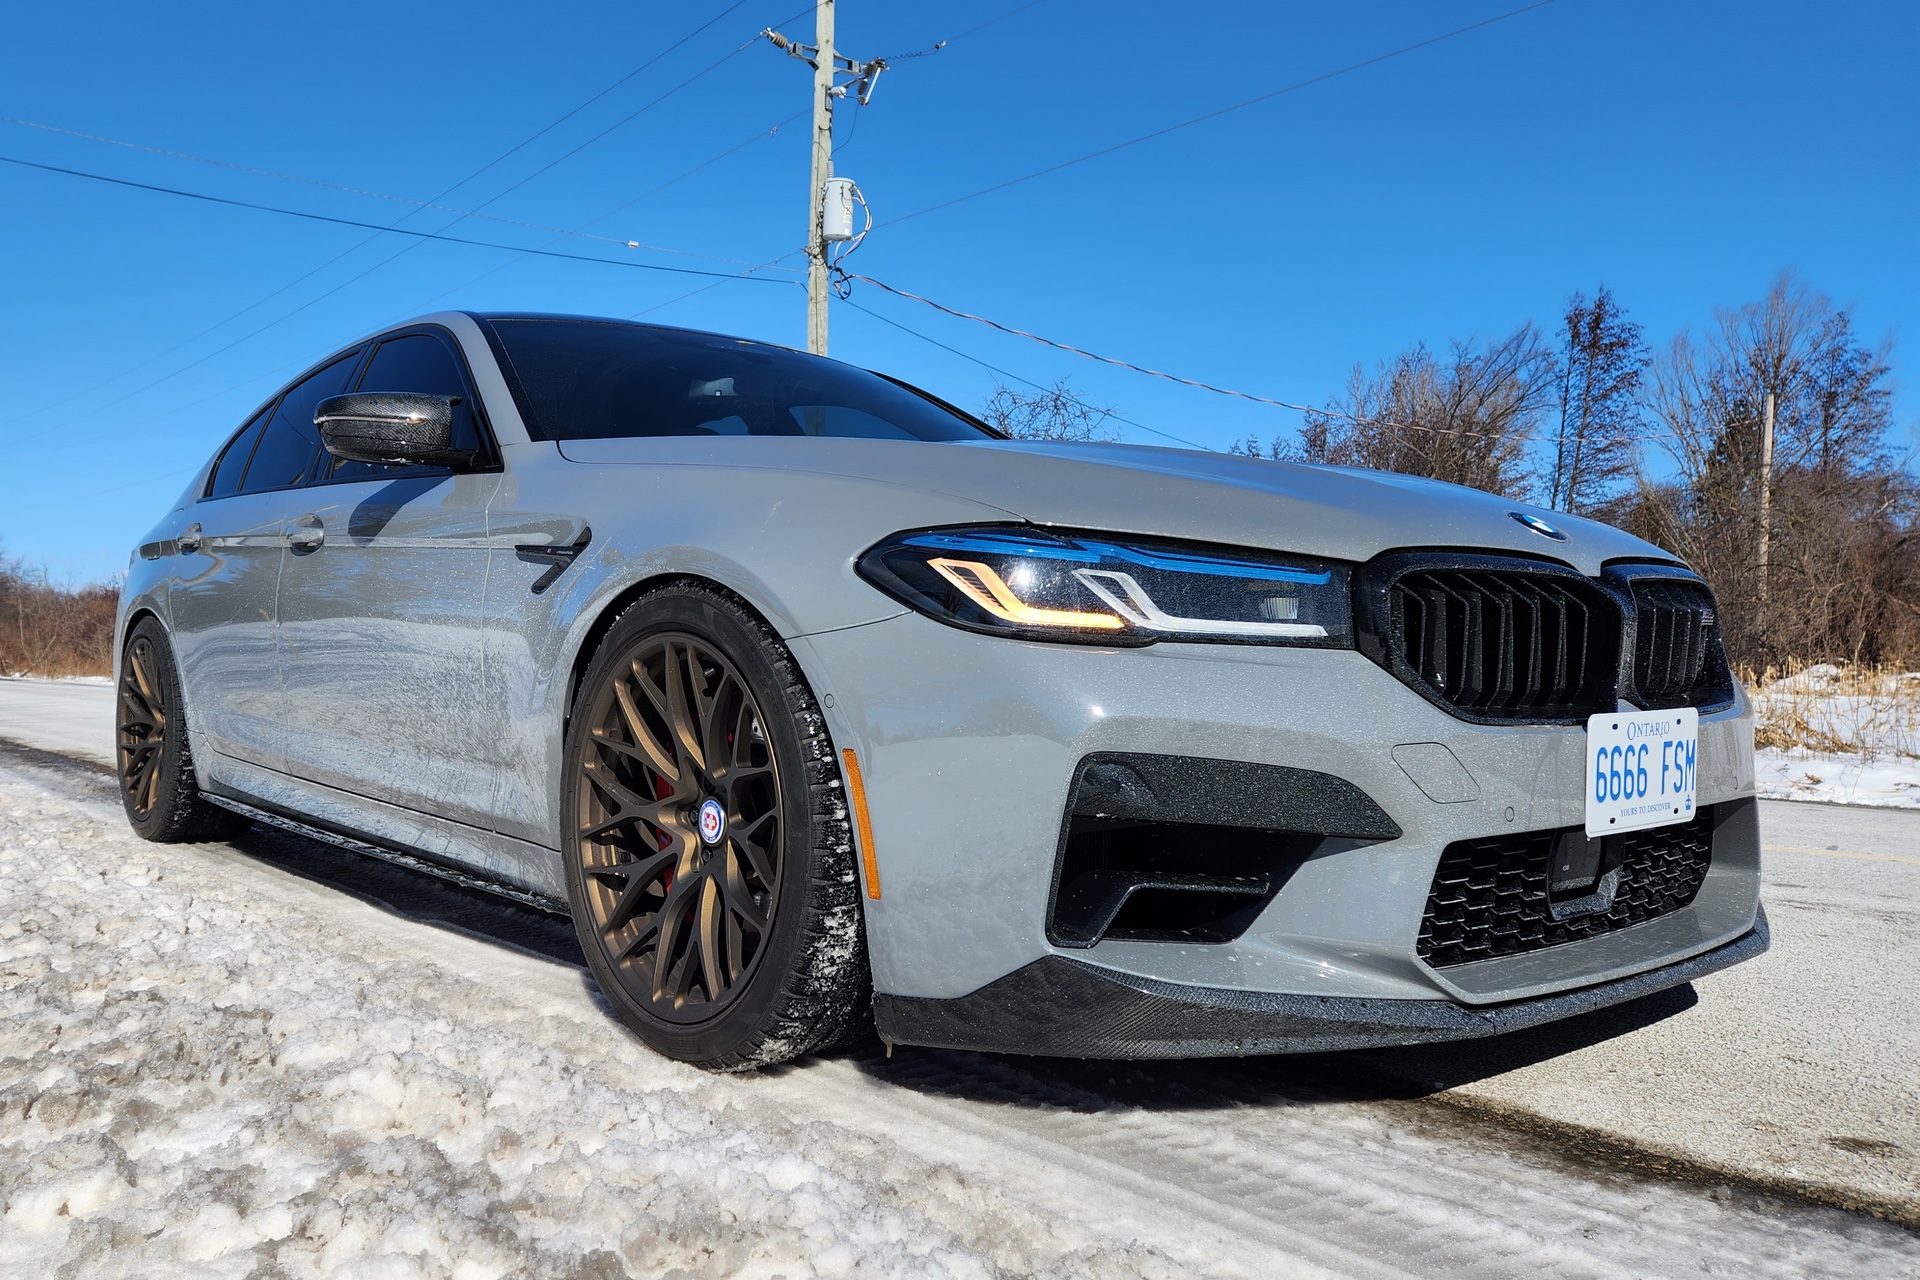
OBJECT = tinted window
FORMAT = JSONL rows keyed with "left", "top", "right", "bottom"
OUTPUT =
{"left": 240, "top": 351, "right": 360, "bottom": 493}
{"left": 328, "top": 333, "right": 483, "bottom": 482}
{"left": 206, "top": 403, "right": 275, "bottom": 499}
{"left": 485, "top": 318, "right": 992, "bottom": 443}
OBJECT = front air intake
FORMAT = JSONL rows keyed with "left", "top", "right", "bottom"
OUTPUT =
{"left": 1417, "top": 807, "right": 1716, "bottom": 969}
{"left": 1047, "top": 754, "right": 1401, "bottom": 948}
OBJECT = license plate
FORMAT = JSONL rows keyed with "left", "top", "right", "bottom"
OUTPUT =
{"left": 1585, "top": 708, "right": 1698, "bottom": 838}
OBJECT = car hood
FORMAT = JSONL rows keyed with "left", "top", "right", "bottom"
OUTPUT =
{"left": 556, "top": 436, "right": 1679, "bottom": 577}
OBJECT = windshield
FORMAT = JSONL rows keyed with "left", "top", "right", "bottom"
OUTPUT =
{"left": 481, "top": 316, "right": 995, "bottom": 443}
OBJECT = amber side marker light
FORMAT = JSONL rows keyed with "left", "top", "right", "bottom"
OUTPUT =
{"left": 841, "top": 748, "right": 883, "bottom": 900}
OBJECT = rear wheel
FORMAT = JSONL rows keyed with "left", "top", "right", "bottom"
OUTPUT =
{"left": 117, "top": 617, "right": 250, "bottom": 842}
{"left": 562, "top": 584, "right": 869, "bottom": 1069}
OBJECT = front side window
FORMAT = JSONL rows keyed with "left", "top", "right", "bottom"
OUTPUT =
{"left": 483, "top": 317, "right": 994, "bottom": 443}
{"left": 328, "top": 332, "right": 486, "bottom": 482}
{"left": 239, "top": 350, "right": 361, "bottom": 494}
{"left": 205, "top": 403, "right": 275, "bottom": 500}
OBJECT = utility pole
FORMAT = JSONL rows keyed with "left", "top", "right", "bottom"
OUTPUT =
{"left": 764, "top": 5, "right": 888, "bottom": 355}
{"left": 1758, "top": 390, "right": 1776, "bottom": 616}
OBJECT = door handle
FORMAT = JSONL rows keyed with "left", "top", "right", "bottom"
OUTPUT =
{"left": 286, "top": 514, "right": 325, "bottom": 553}
{"left": 177, "top": 523, "right": 203, "bottom": 555}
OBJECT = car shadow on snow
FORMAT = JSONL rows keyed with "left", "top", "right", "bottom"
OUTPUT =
{"left": 828, "top": 983, "right": 1698, "bottom": 1112}
{"left": 225, "top": 824, "right": 588, "bottom": 970}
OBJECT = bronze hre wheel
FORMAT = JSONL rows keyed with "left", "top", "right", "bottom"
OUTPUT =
{"left": 116, "top": 617, "right": 250, "bottom": 842}
{"left": 563, "top": 584, "right": 869, "bottom": 1069}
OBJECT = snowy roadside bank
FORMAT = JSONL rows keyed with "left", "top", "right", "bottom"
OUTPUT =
{"left": 2, "top": 754, "right": 1917, "bottom": 1278}
{"left": 1752, "top": 664, "right": 1920, "bottom": 807}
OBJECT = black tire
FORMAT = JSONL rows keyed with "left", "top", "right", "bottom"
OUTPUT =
{"left": 117, "top": 617, "right": 251, "bottom": 843}
{"left": 562, "top": 582, "right": 870, "bottom": 1070}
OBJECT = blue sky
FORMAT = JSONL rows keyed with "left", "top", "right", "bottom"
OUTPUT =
{"left": 2, "top": 0, "right": 1914, "bottom": 581}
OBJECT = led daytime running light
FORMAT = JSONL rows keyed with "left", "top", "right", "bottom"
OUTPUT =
{"left": 927, "top": 558, "right": 1124, "bottom": 630}
{"left": 1073, "top": 569, "right": 1328, "bottom": 638}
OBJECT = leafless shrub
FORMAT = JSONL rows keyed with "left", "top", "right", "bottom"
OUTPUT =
{"left": 0, "top": 547, "right": 121, "bottom": 678}
{"left": 1745, "top": 661, "right": 1920, "bottom": 758}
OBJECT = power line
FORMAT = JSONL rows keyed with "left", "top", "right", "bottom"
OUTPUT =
{"left": 2, "top": 1, "right": 779, "bottom": 436}
{"left": 407, "top": 112, "right": 809, "bottom": 313}
{"left": 841, "top": 296, "right": 1209, "bottom": 449}
{"left": 846, "top": 273, "right": 1315, "bottom": 411}
{"left": 0, "top": 154, "right": 788, "bottom": 289}
{"left": 887, "top": 0, "right": 1558, "bottom": 227}
{"left": 845, "top": 274, "right": 1681, "bottom": 447}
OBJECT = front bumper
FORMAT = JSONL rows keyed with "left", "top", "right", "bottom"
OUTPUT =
{"left": 873, "top": 909, "right": 1768, "bottom": 1058}
{"left": 795, "top": 609, "right": 1761, "bottom": 1023}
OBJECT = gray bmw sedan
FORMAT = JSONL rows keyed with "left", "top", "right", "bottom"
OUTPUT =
{"left": 115, "top": 312, "right": 1765, "bottom": 1069}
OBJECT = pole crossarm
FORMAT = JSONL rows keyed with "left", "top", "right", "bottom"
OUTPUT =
{"left": 762, "top": 29, "right": 888, "bottom": 103}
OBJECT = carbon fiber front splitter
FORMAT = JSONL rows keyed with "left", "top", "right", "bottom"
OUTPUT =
{"left": 873, "top": 907, "right": 1768, "bottom": 1059}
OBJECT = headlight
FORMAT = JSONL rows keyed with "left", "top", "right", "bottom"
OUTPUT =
{"left": 857, "top": 525, "right": 1353, "bottom": 647}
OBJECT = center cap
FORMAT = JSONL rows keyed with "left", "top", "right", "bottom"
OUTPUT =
{"left": 697, "top": 798, "right": 727, "bottom": 846}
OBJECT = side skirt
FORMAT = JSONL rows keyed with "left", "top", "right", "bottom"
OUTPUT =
{"left": 206, "top": 794, "right": 569, "bottom": 917}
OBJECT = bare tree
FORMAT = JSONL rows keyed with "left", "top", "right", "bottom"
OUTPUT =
{"left": 1633, "top": 270, "right": 1911, "bottom": 666}
{"left": 1290, "top": 325, "right": 1556, "bottom": 498}
{"left": 1546, "top": 287, "right": 1646, "bottom": 513}
{"left": 980, "top": 379, "right": 1120, "bottom": 443}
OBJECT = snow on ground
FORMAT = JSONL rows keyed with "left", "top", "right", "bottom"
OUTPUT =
{"left": 0, "top": 773, "right": 1166, "bottom": 1279}
{"left": 1752, "top": 665, "right": 1920, "bottom": 807}
{"left": 1756, "top": 748, "right": 1920, "bottom": 807}
{"left": 3, "top": 758, "right": 1919, "bottom": 1279}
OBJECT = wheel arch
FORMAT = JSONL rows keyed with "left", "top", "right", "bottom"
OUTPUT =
{"left": 561, "top": 570, "right": 818, "bottom": 741}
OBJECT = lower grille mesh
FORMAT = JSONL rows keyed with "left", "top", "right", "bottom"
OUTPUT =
{"left": 1417, "top": 809, "right": 1715, "bottom": 969}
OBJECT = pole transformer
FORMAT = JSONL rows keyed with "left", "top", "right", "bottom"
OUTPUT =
{"left": 764, "top": 3, "right": 888, "bottom": 356}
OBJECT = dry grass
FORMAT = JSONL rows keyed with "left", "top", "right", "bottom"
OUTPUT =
{"left": 1745, "top": 661, "right": 1920, "bottom": 758}
{"left": 0, "top": 561, "right": 120, "bottom": 679}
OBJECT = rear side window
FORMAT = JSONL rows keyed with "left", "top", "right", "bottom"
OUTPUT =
{"left": 327, "top": 332, "right": 484, "bottom": 482}
{"left": 484, "top": 318, "right": 992, "bottom": 443}
{"left": 240, "top": 350, "right": 361, "bottom": 493}
{"left": 205, "top": 403, "right": 275, "bottom": 499}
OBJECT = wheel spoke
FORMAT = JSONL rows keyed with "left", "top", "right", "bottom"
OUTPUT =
{"left": 696, "top": 876, "right": 726, "bottom": 1003}
{"left": 650, "top": 870, "right": 704, "bottom": 998}
{"left": 608, "top": 678, "right": 678, "bottom": 782}
{"left": 721, "top": 845, "right": 769, "bottom": 934}
{"left": 665, "top": 643, "right": 708, "bottom": 776}
{"left": 581, "top": 760, "right": 676, "bottom": 830}
{"left": 588, "top": 849, "right": 677, "bottom": 932}
{"left": 731, "top": 812, "right": 778, "bottom": 887}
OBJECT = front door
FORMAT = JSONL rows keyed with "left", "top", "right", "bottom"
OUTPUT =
{"left": 275, "top": 330, "right": 500, "bottom": 826}
{"left": 168, "top": 402, "right": 288, "bottom": 769}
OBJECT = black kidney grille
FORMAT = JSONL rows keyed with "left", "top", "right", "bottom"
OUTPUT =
{"left": 1417, "top": 810, "right": 1715, "bottom": 969}
{"left": 1389, "top": 570, "right": 1617, "bottom": 720}
{"left": 1630, "top": 578, "right": 1725, "bottom": 709}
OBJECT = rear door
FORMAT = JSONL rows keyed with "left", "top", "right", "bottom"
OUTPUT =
{"left": 275, "top": 328, "right": 501, "bottom": 826}
{"left": 169, "top": 349, "right": 362, "bottom": 767}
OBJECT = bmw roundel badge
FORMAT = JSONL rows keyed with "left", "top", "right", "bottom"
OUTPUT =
{"left": 1509, "top": 511, "right": 1568, "bottom": 541}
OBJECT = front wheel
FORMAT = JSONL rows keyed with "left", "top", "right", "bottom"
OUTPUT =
{"left": 562, "top": 584, "right": 870, "bottom": 1069}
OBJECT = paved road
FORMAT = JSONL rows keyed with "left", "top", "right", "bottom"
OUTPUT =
{"left": 2, "top": 676, "right": 1915, "bottom": 1230}
{"left": 0, "top": 676, "right": 113, "bottom": 765}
